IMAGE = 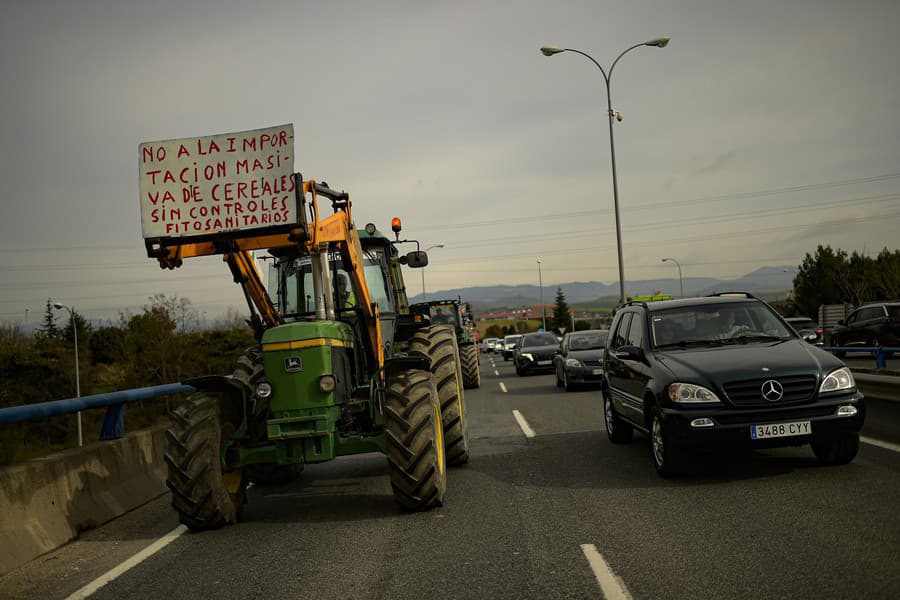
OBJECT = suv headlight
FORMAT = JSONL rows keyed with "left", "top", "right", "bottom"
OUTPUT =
{"left": 520, "top": 352, "right": 534, "bottom": 361}
{"left": 819, "top": 367, "right": 855, "bottom": 393}
{"left": 565, "top": 358, "right": 582, "bottom": 368}
{"left": 668, "top": 382, "right": 721, "bottom": 404}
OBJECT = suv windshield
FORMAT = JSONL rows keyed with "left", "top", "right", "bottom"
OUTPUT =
{"left": 523, "top": 333, "right": 559, "bottom": 347}
{"left": 569, "top": 332, "right": 608, "bottom": 350}
{"left": 651, "top": 301, "right": 794, "bottom": 347}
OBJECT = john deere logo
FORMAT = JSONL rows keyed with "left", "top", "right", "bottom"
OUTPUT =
{"left": 284, "top": 356, "right": 303, "bottom": 373}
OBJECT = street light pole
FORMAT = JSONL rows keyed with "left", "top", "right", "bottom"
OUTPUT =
{"left": 537, "top": 259, "right": 546, "bottom": 331}
{"left": 422, "top": 244, "right": 445, "bottom": 301}
{"left": 661, "top": 257, "right": 684, "bottom": 298}
{"left": 52, "top": 302, "right": 82, "bottom": 447}
{"left": 540, "top": 38, "right": 670, "bottom": 306}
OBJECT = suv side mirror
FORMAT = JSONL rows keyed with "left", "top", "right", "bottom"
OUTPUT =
{"left": 614, "top": 345, "right": 644, "bottom": 361}
{"left": 405, "top": 251, "right": 429, "bottom": 268}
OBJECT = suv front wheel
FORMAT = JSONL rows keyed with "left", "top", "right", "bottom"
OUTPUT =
{"left": 650, "top": 407, "right": 687, "bottom": 477}
{"left": 811, "top": 432, "right": 859, "bottom": 465}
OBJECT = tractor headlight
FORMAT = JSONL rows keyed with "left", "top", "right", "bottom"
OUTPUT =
{"left": 255, "top": 381, "right": 273, "bottom": 399}
{"left": 819, "top": 367, "right": 855, "bottom": 393}
{"left": 319, "top": 375, "right": 336, "bottom": 393}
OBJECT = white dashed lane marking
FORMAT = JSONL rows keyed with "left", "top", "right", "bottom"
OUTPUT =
{"left": 512, "top": 410, "right": 535, "bottom": 438}
{"left": 581, "top": 543, "right": 632, "bottom": 599}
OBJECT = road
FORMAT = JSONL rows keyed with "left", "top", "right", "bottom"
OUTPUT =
{"left": 3, "top": 354, "right": 900, "bottom": 599}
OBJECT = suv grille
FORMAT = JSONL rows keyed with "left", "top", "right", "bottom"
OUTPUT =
{"left": 722, "top": 375, "right": 817, "bottom": 406}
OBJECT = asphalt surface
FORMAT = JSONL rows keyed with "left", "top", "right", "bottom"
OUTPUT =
{"left": 3, "top": 353, "right": 900, "bottom": 599}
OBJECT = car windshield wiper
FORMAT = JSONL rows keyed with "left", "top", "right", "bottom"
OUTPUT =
{"left": 724, "top": 334, "right": 790, "bottom": 344}
{"left": 655, "top": 338, "right": 727, "bottom": 349}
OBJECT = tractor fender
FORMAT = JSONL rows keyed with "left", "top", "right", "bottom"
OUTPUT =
{"left": 384, "top": 352, "right": 432, "bottom": 379}
{"left": 182, "top": 375, "right": 252, "bottom": 400}
{"left": 182, "top": 375, "right": 253, "bottom": 435}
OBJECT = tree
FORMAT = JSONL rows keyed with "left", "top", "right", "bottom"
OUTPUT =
{"left": 791, "top": 245, "right": 900, "bottom": 318}
{"left": 551, "top": 288, "right": 571, "bottom": 333}
{"left": 60, "top": 309, "right": 92, "bottom": 350}
{"left": 791, "top": 246, "right": 849, "bottom": 318}
{"left": 574, "top": 320, "right": 592, "bottom": 331}
{"left": 39, "top": 299, "right": 60, "bottom": 339}
{"left": 485, "top": 324, "right": 503, "bottom": 339}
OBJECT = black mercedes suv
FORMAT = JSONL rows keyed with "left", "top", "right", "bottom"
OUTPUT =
{"left": 601, "top": 294, "right": 865, "bottom": 477}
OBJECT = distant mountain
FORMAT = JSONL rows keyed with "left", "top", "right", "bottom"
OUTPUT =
{"left": 411, "top": 266, "right": 795, "bottom": 310}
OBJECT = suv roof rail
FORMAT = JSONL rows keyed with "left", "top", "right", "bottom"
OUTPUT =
{"left": 620, "top": 300, "right": 649, "bottom": 309}
{"left": 707, "top": 291, "right": 757, "bottom": 299}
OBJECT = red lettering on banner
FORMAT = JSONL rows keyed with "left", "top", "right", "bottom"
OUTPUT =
{"left": 142, "top": 146, "right": 166, "bottom": 163}
{"left": 177, "top": 144, "right": 190, "bottom": 158}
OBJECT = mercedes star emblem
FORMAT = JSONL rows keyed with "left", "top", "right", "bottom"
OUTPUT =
{"left": 761, "top": 379, "right": 784, "bottom": 402}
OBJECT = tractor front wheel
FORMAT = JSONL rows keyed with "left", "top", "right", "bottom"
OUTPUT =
{"left": 384, "top": 369, "right": 447, "bottom": 511}
{"left": 409, "top": 326, "right": 470, "bottom": 466}
{"left": 165, "top": 391, "right": 247, "bottom": 530}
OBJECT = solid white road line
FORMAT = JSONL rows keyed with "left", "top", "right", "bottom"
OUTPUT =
{"left": 499, "top": 382, "right": 508, "bottom": 393}
{"left": 65, "top": 525, "right": 187, "bottom": 599}
{"left": 512, "top": 410, "right": 536, "bottom": 438}
{"left": 861, "top": 436, "right": 900, "bottom": 453}
{"left": 580, "top": 543, "right": 633, "bottom": 600}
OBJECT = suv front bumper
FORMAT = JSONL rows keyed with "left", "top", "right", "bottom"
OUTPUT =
{"left": 661, "top": 392, "right": 865, "bottom": 449}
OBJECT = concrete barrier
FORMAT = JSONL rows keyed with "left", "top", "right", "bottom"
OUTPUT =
{"left": 0, "top": 425, "right": 168, "bottom": 577}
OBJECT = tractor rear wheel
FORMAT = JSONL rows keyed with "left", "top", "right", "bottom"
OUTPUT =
{"left": 384, "top": 369, "right": 446, "bottom": 510}
{"left": 232, "top": 346, "right": 304, "bottom": 485}
{"left": 409, "top": 326, "right": 470, "bottom": 466}
{"left": 460, "top": 343, "right": 481, "bottom": 389}
{"left": 165, "top": 391, "right": 247, "bottom": 530}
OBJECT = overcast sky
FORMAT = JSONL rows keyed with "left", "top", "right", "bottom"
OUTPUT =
{"left": 2, "top": 0, "right": 898, "bottom": 324}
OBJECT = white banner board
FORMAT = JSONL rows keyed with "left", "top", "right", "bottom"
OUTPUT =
{"left": 138, "top": 124, "right": 296, "bottom": 238}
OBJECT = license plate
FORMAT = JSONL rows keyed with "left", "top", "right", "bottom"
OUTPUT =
{"left": 591, "top": 368, "right": 603, "bottom": 375}
{"left": 750, "top": 420, "right": 811, "bottom": 440}
{"left": 537, "top": 360, "right": 552, "bottom": 366}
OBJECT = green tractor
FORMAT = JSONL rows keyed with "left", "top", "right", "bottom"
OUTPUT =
{"left": 410, "top": 299, "right": 481, "bottom": 389}
{"left": 147, "top": 178, "right": 469, "bottom": 530}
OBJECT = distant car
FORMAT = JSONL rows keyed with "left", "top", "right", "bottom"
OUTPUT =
{"left": 830, "top": 302, "right": 900, "bottom": 356}
{"left": 481, "top": 337, "right": 500, "bottom": 353}
{"left": 602, "top": 294, "right": 865, "bottom": 477}
{"left": 501, "top": 334, "right": 522, "bottom": 361}
{"left": 513, "top": 332, "right": 560, "bottom": 376}
{"left": 784, "top": 317, "right": 824, "bottom": 346}
{"left": 554, "top": 329, "right": 609, "bottom": 391}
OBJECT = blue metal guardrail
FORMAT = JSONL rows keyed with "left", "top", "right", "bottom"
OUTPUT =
{"left": 0, "top": 383, "right": 195, "bottom": 441}
{"left": 822, "top": 346, "right": 899, "bottom": 369}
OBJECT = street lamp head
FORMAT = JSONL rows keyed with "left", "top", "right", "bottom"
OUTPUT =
{"left": 540, "top": 45, "right": 566, "bottom": 56}
{"left": 52, "top": 302, "right": 65, "bottom": 310}
{"left": 661, "top": 257, "right": 671, "bottom": 263}
{"left": 644, "top": 37, "right": 670, "bottom": 48}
